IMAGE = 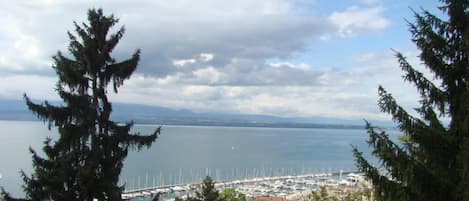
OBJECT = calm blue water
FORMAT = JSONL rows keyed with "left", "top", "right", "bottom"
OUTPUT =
{"left": 0, "top": 120, "right": 398, "bottom": 197}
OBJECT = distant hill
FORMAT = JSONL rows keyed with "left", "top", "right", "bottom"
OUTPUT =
{"left": 0, "top": 99, "right": 394, "bottom": 129}
{"left": 0, "top": 99, "right": 38, "bottom": 120}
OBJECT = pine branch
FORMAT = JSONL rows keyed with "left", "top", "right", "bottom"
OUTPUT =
{"left": 394, "top": 52, "right": 447, "bottom": 115}
{"left": 103, "top": 26, "right": 125, "bottom": 57}
{"left": 24, "top": 95, "right": 72, "bottom": 129}
{"left": 353, "top": 147, "right": 411, "bottom": 201}
{"left": 105, "top": 49, "right": 140, "bottom": 93}
{"left": 410, "top": 10, "right": 450, "bottom": 82}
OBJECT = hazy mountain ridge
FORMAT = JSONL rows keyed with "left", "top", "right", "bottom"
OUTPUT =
{"left": 0, "top": 99, "right": 393, "bottom": 129}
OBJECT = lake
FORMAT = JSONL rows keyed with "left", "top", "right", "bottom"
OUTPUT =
{"left": 0, "top": 120, "right": 397, "bottom": 197}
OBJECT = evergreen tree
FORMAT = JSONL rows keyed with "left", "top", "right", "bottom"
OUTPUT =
{"left": 14, "top": 8, "right": 159, "bottom": 201}
{"left": 193, "top": 177, "right": 220, "bottom": 201}
{"left": 176, "top": 176, "right": 222, "bottom": 201}
{"left": 353, "top": 0, "right": 468, "bottom": 201}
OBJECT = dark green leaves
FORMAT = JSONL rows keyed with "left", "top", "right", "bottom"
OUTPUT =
{"left": 354, "top": 1, "right": 468, "bottom": 201}
{"left": 16, "top": 8, "right": 159, "bottom": 201}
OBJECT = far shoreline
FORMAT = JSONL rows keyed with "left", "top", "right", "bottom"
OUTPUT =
{"left": 0, "top": 119, "right": 398, "bottom": 131}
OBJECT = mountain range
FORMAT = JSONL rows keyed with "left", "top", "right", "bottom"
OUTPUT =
{"left": 0, "top": 99, "right": 394, "bottom": 129}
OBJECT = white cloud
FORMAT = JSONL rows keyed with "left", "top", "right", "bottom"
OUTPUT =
{"left": 0, "top": 0, "right": 424, "bottom": 121}
{"left": 103, "top": 49, "right": 427, "bottom": 120}
{"left": 172, "top": 59, "right": 196, "bottom": 67}
{"left": 0, "top": 0, "right": 333, "bottom": 77}
{"left": 182, "top": 85, "right": 220, "bottom": 100}
{"left": 0, "top": 24, "right": 52, "bottom": 73}
{"left": 0, "top": 1, "right": 79, "bottom": 74}
{"left": 354, "top": 52, "right": 378, "bottom": 62}
{"left": 192, "top": 66, "right": 227, "bottom": 85}
{"left": 0, "top": 49, "right": 426, "bottom": 121}
{"left": 0, "top": 74, "right": 57, "bottom": 100}
{"left": 269, "top": 62, "right": 310, "bottom": 71}
{"left": 329, "top": 6, "right": 391, "bottom": 37}
{"left": 199, "top": 53, "right": 214, "bottom": 62}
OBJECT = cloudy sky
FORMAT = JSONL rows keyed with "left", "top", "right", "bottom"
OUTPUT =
{"left": 0, "top": 0, "right": 441, "bottom": 120}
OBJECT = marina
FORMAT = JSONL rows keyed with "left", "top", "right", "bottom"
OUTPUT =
{"left": 122, "top": 170, "right": 369, "bottom": 201}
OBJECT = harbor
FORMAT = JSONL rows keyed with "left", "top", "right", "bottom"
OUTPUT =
{"left": 122, "top": 170, "right": 369, "bottom": 201}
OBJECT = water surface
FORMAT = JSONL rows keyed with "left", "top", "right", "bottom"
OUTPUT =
{"left": 0, "top": 120, "right": 397, "bottom": 197}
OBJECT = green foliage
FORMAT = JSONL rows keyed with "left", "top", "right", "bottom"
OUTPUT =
{"left": 218, "top": 188, "right": 247, "bottom": 201}
{"left": 178, "top": 177, "right": 220, "bottom": 201}
{"left": 195, "top": 177, "right": 220, "bottom": 201}
{"left": 177, "top": 177, "right": 247, "bottom": 201}
{"left": 343, "top": 190, "right": 372, "bottom": 201}
{"left": 306, "top": 186, "right": 372, "bottom": 201}
{"left": 5, "top": 8, "right": 160, "bottom": 201}
{"left": 353, "top": 0, "right": 469, "bottom": 201}
{"left": 306, "top": 186, "right": 338, "bottom": 201}
{"left": 396, "top": 134, "right": 411, "bottom": 144}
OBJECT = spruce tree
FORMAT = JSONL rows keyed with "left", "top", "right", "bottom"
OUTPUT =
{"left": 178, "top": 177, "right": 220, "bottom": 201}
{"left": 353, "top": 0, "right": 468, "bottom": 201}
{"left": 194, "top": 177, "right": 220, "bottom": 201}
{"left": 16, "top": 8, "right": 159, "bottom": 201}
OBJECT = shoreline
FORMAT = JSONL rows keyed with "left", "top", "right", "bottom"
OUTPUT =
{"left": 123, "top": 171, "right": 370, "bottom": 201}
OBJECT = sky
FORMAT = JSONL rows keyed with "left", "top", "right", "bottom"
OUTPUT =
{"left": 0, "top": 0, "right": 442, "bottom": 120}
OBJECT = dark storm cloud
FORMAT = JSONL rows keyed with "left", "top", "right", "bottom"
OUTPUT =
{"left": 120, "top": 15, "right": 332, "bottom": 79}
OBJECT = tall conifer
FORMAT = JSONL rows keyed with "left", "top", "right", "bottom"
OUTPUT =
{"left": 353, "top": 0, "right": 468, "bottom": 200}
{"left": 17, "top": 8, "right": 159, "bottom": 201}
